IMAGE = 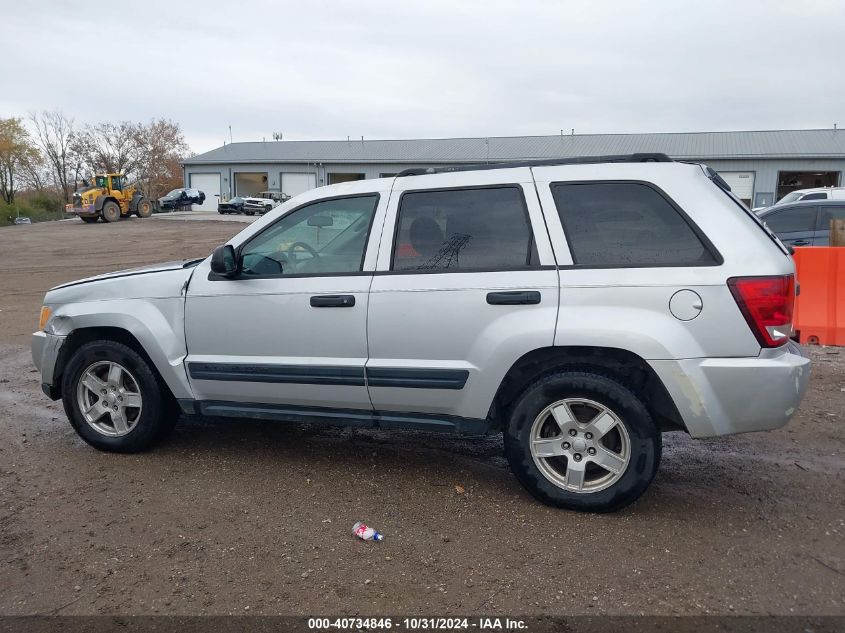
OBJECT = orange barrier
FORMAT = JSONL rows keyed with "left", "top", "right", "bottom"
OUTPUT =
{"left": 792, "top": 247, "right": 845, "bottom": 346}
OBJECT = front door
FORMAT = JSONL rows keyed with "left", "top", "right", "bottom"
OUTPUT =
{"left": 366, "top": 168, "right": 559, "bottom": 426}
{"left": 184, "top": 190, "right": 388, "bottom": 412}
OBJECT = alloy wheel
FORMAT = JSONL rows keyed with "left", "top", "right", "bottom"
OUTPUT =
{"left": 76, "top": 361, "right": 143, "bottom": 437}
{"left": 529, "top": 398, "right": 631, "bottom": 493}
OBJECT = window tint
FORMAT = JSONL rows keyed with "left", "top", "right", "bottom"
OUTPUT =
{"left": 763, "top": 207, "right": 817, "bottom": 233}
{"left": 240, "top": 195, "right": 378, "bottom": 276}
{"left": 799, "top": 192, "right": 827, "bottom": 201}
{"left": 392, "top": 187, "right": 536, "bottom": 271}
{"left": 819, "top": 205, "right": 845, "bottom": 229}
{"left": 551, "top": 182, "right": 716, "bottom": 266}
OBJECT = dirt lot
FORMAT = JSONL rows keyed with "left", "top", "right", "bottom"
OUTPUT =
{"left": 0, "top": 217, "right": 843, "bottom": 617}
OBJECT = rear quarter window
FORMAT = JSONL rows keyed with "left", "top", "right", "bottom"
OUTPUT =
{"left": 550, "top": 181, "right": 719, "bottom": 267}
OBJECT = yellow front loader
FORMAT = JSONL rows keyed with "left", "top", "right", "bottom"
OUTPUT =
{"left": 65, "top": 173, "right": 154, "bottom": 223}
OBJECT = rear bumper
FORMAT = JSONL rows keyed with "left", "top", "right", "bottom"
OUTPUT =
{"left": 649, "top": 341, "right": 811, "bottom": 438}
{"left": 31, "top": 331, "right": 66, "bottom": 400}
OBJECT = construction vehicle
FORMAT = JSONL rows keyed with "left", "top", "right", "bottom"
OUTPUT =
{"left": 65, "top": 173, "right": 154, "bottom": 223}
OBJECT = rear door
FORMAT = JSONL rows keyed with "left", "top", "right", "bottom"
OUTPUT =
{"left": 762, "top": 205, "right": 819, "bottom": 247}
{"left": 366, "top": 168, "right": 559, "bottom": 426}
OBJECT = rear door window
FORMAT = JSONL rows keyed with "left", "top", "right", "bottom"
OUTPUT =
{"left": 392, "top": 186, "right": 537, "bottom": 271}
{"left": 799, "top": 192, "right": 827, "bottom": 201}
{"left": 763, "top": 206, "right": 818, "bottom": 233}
{"left": 550, "top": 182, "right": 717, "bottom": 267}
{"left": 818, "top": 205, "right": 845, "bottom": 229}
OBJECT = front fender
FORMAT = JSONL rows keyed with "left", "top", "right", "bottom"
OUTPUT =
{"left": 48, "top": 297, "right": 192, "bottom": 399}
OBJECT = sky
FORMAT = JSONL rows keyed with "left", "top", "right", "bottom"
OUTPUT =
{"left": 0, "top": 0, "right": 842, "bottom": 155}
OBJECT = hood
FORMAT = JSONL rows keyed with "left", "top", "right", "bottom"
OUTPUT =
{"left": 74, "top": 185, "right": 101, "bottom": 196}
{"left": 44, "top": 259, "right": 204, "bottom": 306}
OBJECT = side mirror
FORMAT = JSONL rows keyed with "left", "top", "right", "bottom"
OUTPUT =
{"left": 308, "top": 215, "right": 333, "bottom": 227}
{"left": 210, "top": 244, "right": 239, "bottom": 277}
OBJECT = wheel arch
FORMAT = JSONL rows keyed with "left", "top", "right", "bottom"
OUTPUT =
{"left": 94, "top": 195, "right": 119, "bottom": 212}
{"left": 54, "top": 327, "right": 172, "bottom": 400}
{"left": 489, "top": 346, "right": 686, "bottom": 433}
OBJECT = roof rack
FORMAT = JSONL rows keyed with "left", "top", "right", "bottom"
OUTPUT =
{"left": 395, "top": 153, "right": 672, "bottom": 177}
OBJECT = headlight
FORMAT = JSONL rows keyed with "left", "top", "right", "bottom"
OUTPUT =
{"left": 39, "top": 306, "right": 52, "bottom": 330}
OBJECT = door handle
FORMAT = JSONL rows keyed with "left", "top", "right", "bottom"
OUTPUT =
{"left": 791, "top": 240, "right": 810, "bottom": 246}
{"left": 486, "top": 291, "right": 541, "bottom": 305}
{"left": 310, "top": 294, "right": 356, "bottom": 308}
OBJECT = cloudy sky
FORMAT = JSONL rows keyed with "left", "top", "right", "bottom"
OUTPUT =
{"left": 1, "top": 0, "right": 842, "bottom": 154}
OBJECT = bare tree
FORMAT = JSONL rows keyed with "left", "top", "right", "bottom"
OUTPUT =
{"left": 133, "top": 119, "right": 190, "bottom": 199}
{"left": 29, "top": 111, "right": 77, "bottom": 203}
{"left": 19, "top": 151, "right": 50, "bottom": 193}
{"left": 0, "top": 117, "right": 40, "bottom": 204}
{"left": 73, "top": 121, "right": 142, "bottom": 177}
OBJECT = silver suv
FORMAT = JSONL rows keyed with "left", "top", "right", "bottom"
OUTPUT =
{"left": 32, "top": 154, "right": 811, "bottom": 512}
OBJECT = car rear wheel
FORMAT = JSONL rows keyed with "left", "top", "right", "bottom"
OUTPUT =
{"left": 61, "top": 341, "right": 178, "bottom": 453}
{"left": 504, "top": 370, "right": 661, "bottom": 512}
{"left": 101, "top": 201, "right": 121, "bottom": 223}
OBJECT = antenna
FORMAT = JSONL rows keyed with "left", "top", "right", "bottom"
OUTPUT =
{"left": 229, "top": 125, "right": 233, "bottom": 144}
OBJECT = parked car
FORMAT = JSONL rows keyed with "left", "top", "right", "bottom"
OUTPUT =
{"left": 774, "top": 187, "right": 845, "bottom": 206}
{"left": 217, "top": 196, "right": 246, "bottom": 215}
{"left": 32, "top": 154, "right": 810, "bottom": 512}
{"left": 158, "top": 188, "right": 206, "bottom": 210}
{"left": 243, "top": 193, "right": 284, "bottom": 215}
{"left": 758, "top": 199, "right": 845, "bottom": 247}
{"left": 258, "top": 191, "right": 291, "bottom": 203}
{"left": 13, "top": 216, "right": 32, "bottom": 225}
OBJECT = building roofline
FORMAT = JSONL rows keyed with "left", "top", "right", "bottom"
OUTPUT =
{"left": 181, "top": 128, "right": 845, "bottom": 166}
{"left": 195, "top": 127, "right": 842, "bottom": 147}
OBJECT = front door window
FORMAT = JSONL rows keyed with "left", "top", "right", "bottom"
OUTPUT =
{"left": 240, "top": 195, "right": 378, "bottom": 276}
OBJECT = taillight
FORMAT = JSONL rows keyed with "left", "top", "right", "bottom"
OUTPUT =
{"left": 727, "top": 275, "right": 795, "bottom": 348}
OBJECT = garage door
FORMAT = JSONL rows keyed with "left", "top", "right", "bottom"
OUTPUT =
{"left": 281, "top": 173, "right": 317, "bottom": 198}
{"left": 188, "top": 173, "right": 221, "bottom": 211}
{"left": 718, "top": 172, "right": 755, "bottom": 206}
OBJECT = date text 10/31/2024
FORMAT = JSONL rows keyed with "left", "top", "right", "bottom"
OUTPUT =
{"left": 307, "top": 617, "right": 528, "bottom": 630}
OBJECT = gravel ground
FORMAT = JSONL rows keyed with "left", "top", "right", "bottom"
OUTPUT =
{"left": 0, "top": 218, "right": 842, "bottom": 617}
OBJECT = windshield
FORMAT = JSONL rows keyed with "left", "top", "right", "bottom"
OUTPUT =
{"left": 776, "top": 192, "right": 804, "bottom": 205}
{"left": 165, "top": 189, "right": 182, "bottom": 197}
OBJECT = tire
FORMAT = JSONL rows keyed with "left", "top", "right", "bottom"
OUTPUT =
{"left": 503, "top": 370, "right": 661, "bottom": 512}
{"left": 264, "top": 204, "right": 272, "bottom": 213}
{"left": 80, "top": 216, "right": 98, "bottom": 224}
{"left": 245, "top": 211, "right": 254, "bottom": 216}
{"left": 136, "top": 198, "right": 153, "bottom": 218}
{"left": 101, "top": 201, "right": 121, "bottom": 223}
{"left": 60, "top": 340, "right": 178, "bottom": 453}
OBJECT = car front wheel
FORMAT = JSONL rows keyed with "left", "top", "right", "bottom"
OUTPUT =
{"left": 61, "top": 341, "right": 177, "bottom": 453}
{"left": 504, "top": 371, "right": 661, "bottom": 512}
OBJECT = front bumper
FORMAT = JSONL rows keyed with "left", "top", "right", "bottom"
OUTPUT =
{"left": 649, "top": 340, "right": 811, "bottom": 438}
{"left": 65, "top": 203, "right": 96, "bottom": 216}
{"left": 32, "top": 331, "right": 67, "bottom": 400}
